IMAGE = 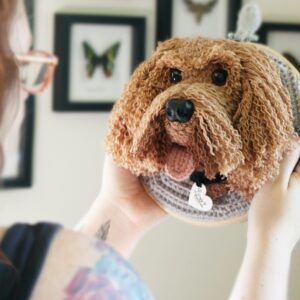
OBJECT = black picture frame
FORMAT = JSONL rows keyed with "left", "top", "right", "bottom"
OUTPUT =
{"left": 258, "top": 22, "right": 300, "bottom": 43}
{"left": 258, "top": 22, "right": 300, "bottom": 71}
{"left": 53, "top": 14, "right": 146, "bottom": 112}
{"left": 156, "top": 0, "right": 173, "bottom": 42}
{"left": 24, "top": 0, "right": 35, "bottom": 32}
{"left": 1, "top": 96, "right": 35, "bottom": 188}
{"left": 155, "top": 0, "right": 242, "bottom": 42}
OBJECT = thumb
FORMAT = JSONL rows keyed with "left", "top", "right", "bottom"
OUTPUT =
{"left": 277, "top": 143, "right": 300, "bottom": 187}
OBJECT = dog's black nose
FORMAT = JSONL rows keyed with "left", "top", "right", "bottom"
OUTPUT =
{"left": 165, "top": 99, "right": 194, "bottom": 123}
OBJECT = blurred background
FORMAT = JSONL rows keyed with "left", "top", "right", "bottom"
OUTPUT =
{"left": 0, "top": 0, "right": 300, "bottom": 299}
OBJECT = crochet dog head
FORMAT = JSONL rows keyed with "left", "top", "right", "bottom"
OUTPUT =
{"left": 106, "top": 37, "right": 298, "bottom": 200}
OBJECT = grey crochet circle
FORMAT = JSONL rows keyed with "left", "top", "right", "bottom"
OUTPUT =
{"left": 142, "top": 173, "right": 250, "bottom": 224}
{"left": 141, "top": 46, "right": 300, "bottom": 225}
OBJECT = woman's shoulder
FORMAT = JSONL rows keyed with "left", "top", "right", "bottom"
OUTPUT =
{"left": 0, "top": 223, "right": 153, "bottom": 299}
{"left": 14, "top": 224, "right": 154, "bottom": 300}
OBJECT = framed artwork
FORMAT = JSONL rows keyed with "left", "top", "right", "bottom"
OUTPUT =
{"left": 53, "top": 14, "right": 146, "bottom": 112}
{"left": 1, "top": 96, "right": 35, "bottom": 188}
{"left": 156, "top": 0, "right": 173, "bottom": 42}
{"left": 258, "top": 23, "right": 300, "bottom": 72}
{"left": 155, "top": 0, "right": 242, "bottom": 42}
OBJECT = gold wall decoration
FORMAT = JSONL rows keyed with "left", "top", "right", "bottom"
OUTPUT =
{"left": 183, "top": 0, "right": 218, "bottom": 23}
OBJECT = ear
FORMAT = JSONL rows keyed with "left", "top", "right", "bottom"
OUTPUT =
{"left": 105, "top": 48, "right": 166, "bottom": 175}
{"left": 129, "top": 95, "right": 169, "bottom": 174}
{"left": 231, "top": 47, "right": 297, "bottom": 196}
{"left": 131, "top": 115, "right": 167, "bottom": 174}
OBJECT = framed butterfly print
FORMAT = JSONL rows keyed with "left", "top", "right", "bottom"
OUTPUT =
{"left": 53, "top": 14, "right": 146, "bottom": 111}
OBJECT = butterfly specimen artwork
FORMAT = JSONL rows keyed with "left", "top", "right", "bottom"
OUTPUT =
{"left": 53, "top": 13, "right": 145, "bottom": 111}
{"left": 183, "top": 0, "right": 218, "bottom": 23}
{"left": 82, "top": 41, "right": 121, "bottom": 78}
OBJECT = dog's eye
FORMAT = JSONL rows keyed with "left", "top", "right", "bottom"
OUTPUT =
{"left": 211, "top": 69, "right": 228, "bottom": 86}
{"left": 170, "top": 68, "right": 182, "bottom": 83}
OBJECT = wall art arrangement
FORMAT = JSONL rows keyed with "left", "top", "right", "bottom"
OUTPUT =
{"left": 259, "top": 23, "right": 300, "bottom": 72}
{"left": 53, "top": 14, "right": 146, "bottom": 112}
{"left": 52, "top": 1, "right": 299, "bottom": 114}
{"left": 155, "top": 0, "right": 242, "bottom": 42}
{"left": 53, "top": 1, "right": 242, "bottom": 112}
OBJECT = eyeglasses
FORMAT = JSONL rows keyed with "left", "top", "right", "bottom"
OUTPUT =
{"left": 15, "top": 50, "right": 59, "bottom": 95}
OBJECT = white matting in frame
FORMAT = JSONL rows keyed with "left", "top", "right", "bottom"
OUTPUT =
{"left": 69, "top": 23, "right": 133, "bottom": 103}
{"left": 172, "top": 0, "right": 229, "bottom": 38}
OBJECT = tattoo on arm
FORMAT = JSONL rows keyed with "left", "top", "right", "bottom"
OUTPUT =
{"left": 95, "top": 220, "right": 111, "bottom": 241}
{"left": 64, "top": 241, "right": 153, "bottom": 299}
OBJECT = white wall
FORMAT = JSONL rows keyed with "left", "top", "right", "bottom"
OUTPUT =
{"left": 1, "top": 1, "right": 300, "bottom": 299}
{"left": 244, "top": 0, "right": 300, "bottom": 23}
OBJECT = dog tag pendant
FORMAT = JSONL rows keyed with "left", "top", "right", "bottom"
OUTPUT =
{"left": 188, "top": 183, "right": 213, "bottom": 212}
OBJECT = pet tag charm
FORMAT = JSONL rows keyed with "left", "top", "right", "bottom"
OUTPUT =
{"left": 188, "top": 183, "right": 213, "bottom": 212}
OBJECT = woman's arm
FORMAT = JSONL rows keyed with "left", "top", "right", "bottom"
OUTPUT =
{"left": 76, "top": 155, "right": 167, "bottom": 258}
{"left": 230, "top": 234, "right": 291, "bottom": 300}
{"left": 75, "top": 194, "right": 151, "bottom": 260}
{"left": 29, "top": 229, "right": 153, "bottom": 300}
{"left": 230, "top": 145, "right": 300, "bottom": 300}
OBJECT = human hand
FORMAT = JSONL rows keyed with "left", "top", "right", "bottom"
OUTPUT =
{"left": 76, "top": 155, "right": 167, "bottom": 257}
{"left": 97, "top": 154, "right": 167, "bottom": 230}
{"left": 247, "top": 143, "right": 300, "bottom": 252}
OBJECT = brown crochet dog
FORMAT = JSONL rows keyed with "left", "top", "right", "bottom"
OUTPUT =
{"left": 106, "top": 37, "right": 298, "bottom": 201}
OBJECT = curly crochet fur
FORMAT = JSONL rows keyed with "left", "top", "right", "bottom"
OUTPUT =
{"left": 106, "top": 37, "right": 299, "bottom": 200}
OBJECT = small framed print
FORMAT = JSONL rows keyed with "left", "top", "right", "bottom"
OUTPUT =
{"left": 259, "top": 23, "right": 300, "bottom": 72}
{"left": 53, "top": 14, "right": 146, "bottom": 112}
{"left": 155, "top": 0, "right": 242, "bottom": 42}
{"left": 0, "top": 96, "right": 35, "bottom": 188}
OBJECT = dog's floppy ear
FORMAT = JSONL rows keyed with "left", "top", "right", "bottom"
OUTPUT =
{"left": 105, "top": 46, "right": 167, "bottom": 175}
{"left": 231, "top": 45, "right": 297, "bottom": 195}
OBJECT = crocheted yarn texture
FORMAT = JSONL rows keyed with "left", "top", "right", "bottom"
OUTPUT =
{"left": 106, "top": 37, "right": 300, "bottom": 225}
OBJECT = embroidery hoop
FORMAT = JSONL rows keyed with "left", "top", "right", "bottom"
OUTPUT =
{"left": 140, "top": 44, "right": 300, "bottom": 226}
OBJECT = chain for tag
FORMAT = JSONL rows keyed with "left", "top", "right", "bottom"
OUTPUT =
{"left": 188, "top": 183, "right": 213, "bottom": 212}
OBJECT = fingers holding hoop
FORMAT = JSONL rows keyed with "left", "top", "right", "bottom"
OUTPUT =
{"left": 277, "top": 144, "right": 300, "bottom": 185}
{"left": 293, "top": 158, "right": 300, "bottom": 174}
